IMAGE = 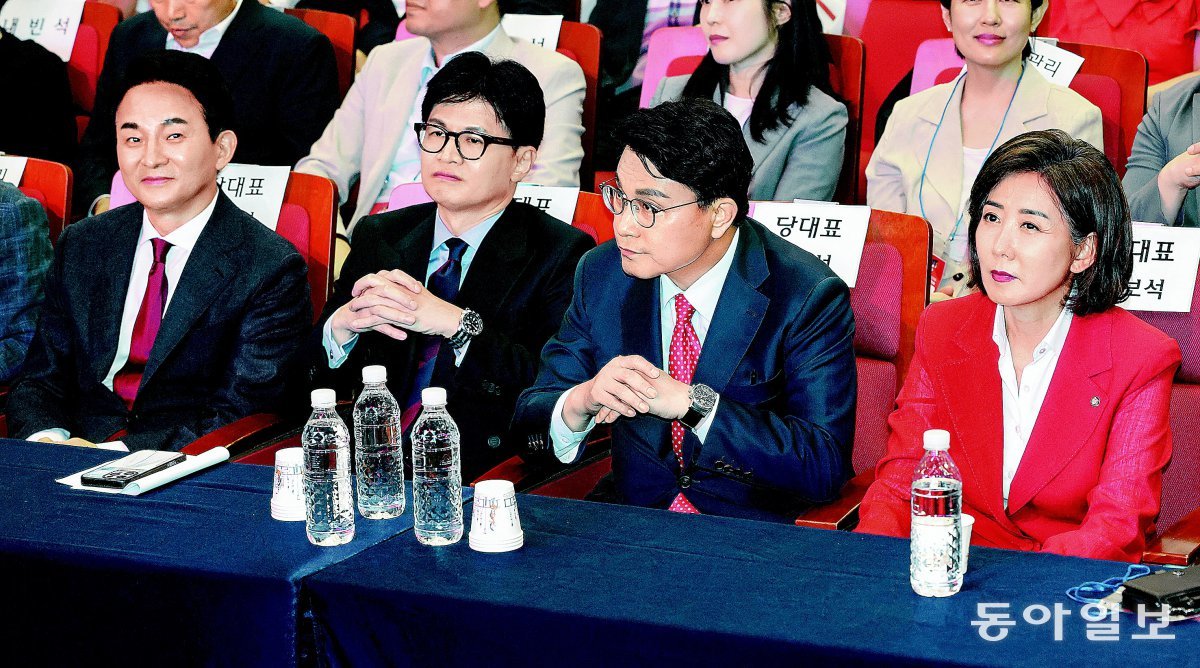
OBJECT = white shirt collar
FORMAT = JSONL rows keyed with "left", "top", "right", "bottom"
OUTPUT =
{"left": 992, "top": 302, "right": 1074, "bottom": 364}
{"left": 138, "top": 190, "right": 220, "bottom": 253}
{"left": 422, "top": 23, "right": 503, "bottom": 71}
{"left": 658, "top": 229, "right": 741, "bottom": 323}
{"left": 166, "top": 0, "right": 243, "bottom": 56}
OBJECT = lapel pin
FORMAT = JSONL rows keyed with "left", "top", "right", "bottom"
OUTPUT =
{"left": 1090, "top": 396, "right": 1100, "bottom": 408}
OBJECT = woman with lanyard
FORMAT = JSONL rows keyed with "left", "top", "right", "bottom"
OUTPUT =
{"left": 866, "top": 0, "right": 1101, "bottom": 300}
{"left": 651, "top": 0, "right": 847, "bottom": 201}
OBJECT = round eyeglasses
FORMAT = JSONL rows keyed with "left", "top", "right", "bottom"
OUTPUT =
{"left": 414, "top": 122, "right": 518, "bottom": 161}
{"left": 598, "top": 179, "right": 700, "bottom": 228}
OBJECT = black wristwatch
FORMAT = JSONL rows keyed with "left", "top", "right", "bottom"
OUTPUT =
{"left": 679, "top": 383, "right": 717, "bottom": 430}
{"left": 447, "top": 308, "right": 483, "bottom": 349}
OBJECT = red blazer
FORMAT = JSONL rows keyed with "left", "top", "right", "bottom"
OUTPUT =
{"left": 857, "top": 293, "right": 1180, "bottom": 562}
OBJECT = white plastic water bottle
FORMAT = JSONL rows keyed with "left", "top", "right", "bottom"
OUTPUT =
{"left": 410, "top": 387, "right": 462, "bottom": 545}
{"left": 353, "top": 365, "right": 406, "bottom": 519}
{"left": 302, "top": 388, "right": 355, "bottom": 546}
{"left": 910, "top": 429, "right": 963, "bottom": 597}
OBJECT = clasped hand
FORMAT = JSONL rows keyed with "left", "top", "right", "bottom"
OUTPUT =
{"left": 562, "top": 355, "right": 691, "bottom": 431}
{"left": 330, "top": 270, "right": 463, "bottom": 343}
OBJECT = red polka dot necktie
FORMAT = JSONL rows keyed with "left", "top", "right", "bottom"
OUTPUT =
{"left": 667, "top": 294, "right": 701, "bottom": 514}
{"left": 113, "top": 238, "right": 172, "bottom": 410}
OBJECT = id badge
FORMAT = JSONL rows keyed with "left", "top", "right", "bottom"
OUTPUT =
{"left": 930, "top": 255, "right": 946, "bottom": 294}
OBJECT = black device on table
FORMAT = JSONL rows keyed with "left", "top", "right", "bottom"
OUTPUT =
{"left": 80, "top": 451, "right": 187, "bottom": 489}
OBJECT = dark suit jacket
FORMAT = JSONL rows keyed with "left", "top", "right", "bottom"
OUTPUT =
{"left": 0, "top": 28, "right": 76, "bottom": 164}
{"left": 8, "top": 193, "right": 312, "bottom": 451}
{"left": 513, "top": 219, "right": 857, "bottom": 522}
{"left": 590, "top": 0, "right": 649, "bottom": 90}
{"left": 857, "top": 293, "right": 1180, "bottom": 562}
{"left": 311, "top": 201, "right": 594, "bottom": 481}
{"left": 74, "top": 0, "right": 340, "bottom": 212}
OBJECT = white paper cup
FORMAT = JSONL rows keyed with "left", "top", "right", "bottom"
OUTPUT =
{"left": 469, "top": 479, "right": 523, "bottom": 552}
{"left": 960, "top": 513, "right": 975, "bottom": 575}
{"left": 271, "top": 447, "right": 306, "bottom": 522}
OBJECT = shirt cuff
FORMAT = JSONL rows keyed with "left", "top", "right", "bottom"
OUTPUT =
{"left": 452, "top": 340, "right": 469, "bottom": 367}
{"left": 322, "top": 317, "right": 358, "bottom": 369}
{"left": 549, "top": 387, "right": 594, "bottom": 464}
{"left": 691, "top": 394, "right": 719, "bottom": 443}
{"left": 28, "top": 428, "right": 70, "bottom": 443}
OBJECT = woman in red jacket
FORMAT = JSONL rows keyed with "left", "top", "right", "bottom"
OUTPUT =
{"left": 857, "top": 129, "right": 1181, "bottom": 562}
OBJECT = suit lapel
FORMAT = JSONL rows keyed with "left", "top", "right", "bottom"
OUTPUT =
{"left": 622, "top": 272, "right": 669, "bottom": 457}
{"left": 693, "top": 226, "right": 768, "bottom": 394}
{"left": 1006, "top": 313, "right": 1112, "bottom": 514}
{"left": 208, "top": 1, "right": 264, "bottom": 95}
{"left": 1012, "top": 65, "right": 1052, "bottom": 133}
{"left": 934, "top": 296, "right": 1011, "bottom": 526}
{"left": 455, "top": 206, "right": 530, "bottom": 311}
{"left": 91, "top": 207, "right": 142, "bottom": 383}
{"left": 916, "top": 75, "right": 965, "bottom": 233}
{"left": 140, "top": 196, "right": 239, "bottom": 388}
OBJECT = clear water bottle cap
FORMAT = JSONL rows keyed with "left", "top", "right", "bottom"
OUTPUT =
{"left": 923, "top": 429, "right": 950, "bottom": 451}
{"left": 310, "top": 388, "right": 337, "bottom": 408}
{"left": 421, "top": 387, "right": 447, "bottom": 406}
{"left": 362, "top": 365, "right": 387, "bottom": 384}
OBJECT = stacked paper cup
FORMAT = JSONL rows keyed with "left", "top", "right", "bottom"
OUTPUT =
{"left": 271, "top": 447, "right": 307, "bottom": 521}
{"left": 468, "top": 480, "right": 524, "bottom": 552}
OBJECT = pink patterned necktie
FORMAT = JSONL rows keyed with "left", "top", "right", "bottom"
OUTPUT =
{"left": 113, "top": 238, "right": 172, "bottom": 410}
{"left": 667, "top": 294, "right": 701, "bottom": 514}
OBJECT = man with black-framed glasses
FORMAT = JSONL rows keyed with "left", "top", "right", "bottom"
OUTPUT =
{"left": 309, "top": 53, "right": 594, "bottom": 481}
{"left": 515, "top": 98, "right": 857, "bottom": 522}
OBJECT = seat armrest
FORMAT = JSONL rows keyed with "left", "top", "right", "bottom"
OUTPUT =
{"left": 794, "top": 472, "right": 875, "bottom": 531}
{"left": 181, "top": 413, "right": 290, "bottom": 458}
{"left": 1143, "top": 507, "right": 1200, "bottom": 566}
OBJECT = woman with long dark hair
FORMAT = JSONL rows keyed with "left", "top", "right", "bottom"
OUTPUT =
{"left": 651, "top": 0, "right": 847, "bottom": 201}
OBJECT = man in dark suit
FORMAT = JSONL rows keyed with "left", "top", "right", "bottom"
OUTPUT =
{"left": 312, "top": 53, "right": 594, "bottom": 481}
{"left": 75, "top": 0, "right": 339, "bottom": 215}
{"left": 9, "top": 51, "right": 311, "bottom": 451}
{"left": 0, "top": 27, "right": 76, "bottom": 164}
{"left": 513, "top": 98, "right": 856, "bottom": 522}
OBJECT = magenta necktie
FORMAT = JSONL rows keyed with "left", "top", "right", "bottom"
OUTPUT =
{"left": 113, "top": 238, "right": 172, "bottom": 410}
{"left": 667, "top": 294, "right": 701, "bottom": 514}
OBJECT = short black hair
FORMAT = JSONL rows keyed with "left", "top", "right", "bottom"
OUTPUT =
{"left": 940, "top": 0, "right": 1044, "bottom": 60}
{"left": 115, "top": 50, "right": 235, "bottom": 141}
{"left": 612, "top": 98, "right": 752, "bottom": 222}
{"left": 421, "top": 52, "right": 545, "bottom": 149}
{"left": 966, "top": 129, "right": 1131, "bottom": 316}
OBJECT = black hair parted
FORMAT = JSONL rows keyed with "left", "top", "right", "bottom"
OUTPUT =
{"left": 421, "top": 52, "right": 545, "bottom": 149}
{"left": 682, "top": 0, "right": 835, "bottom": 144}
{"left": 613, "top": 98, "right": 753, "bottom": 222}
{"left": 966, "top": 129, "right": 1132, "bottom": 316}
{"left": 116, "top": 50, "right": 235, "bottom": 141}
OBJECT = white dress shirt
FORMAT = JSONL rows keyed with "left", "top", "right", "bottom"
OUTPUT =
{"left": 321, "top": 207, "right": 505, "bottom": 369}
{"left": 165, "top": 0, "right": 242, "bottom": 59}
{"left": 375, "top": 25, "right": 503, "bottom": 203}
{"left": 26, "top": 192, "right": 219, "bottom": 443}
{"left": 550, "top": 229, "right": 741, "bottom": 464}
{"left": 993, "top": 304, "right": 1073, "bottom": 508}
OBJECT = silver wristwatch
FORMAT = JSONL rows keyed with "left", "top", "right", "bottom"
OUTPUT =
{"left": 447, "top": 308, "right": 483, "bottom": 349}
{"left": 679, "top": 383, "right": 717, "bottom": 430}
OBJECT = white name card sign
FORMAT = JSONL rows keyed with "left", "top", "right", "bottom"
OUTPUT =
{"left": 0, "top": 156, "right": 29, "bottom": 185}
{"left": 0, "top": 0, "right": 85, "bottom": 62}
{"left": 215, "top": 164, "right": 290, "bottom": 232}
{"left": 1125, "top": 223, "right": 1200, "bottom": 313}
{"left": 751, "top": 201, "right": 870, "bottom": 287}
{"left": 501, "top": 14, "right": 563, "bottom": 50}
{"left": 513, "top": 183, "right": 579, "bottom": 224}
{"left": 1026, "top": 38, "right": 1083, "bottom": 87}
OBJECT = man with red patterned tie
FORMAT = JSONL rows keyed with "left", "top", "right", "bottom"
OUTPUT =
{"left": 514, "top": 99, "right": 857, "bottom": 522}
{"left": 8, "top": 51, "right": 311, "bottom": 451}
{"left": 310, "top": 53, "right": 593, "bottom": 482}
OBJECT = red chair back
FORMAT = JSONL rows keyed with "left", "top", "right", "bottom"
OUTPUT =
{"left": 572, "top": 191, "right": 613, "bottom": 245}
{"left": 639, "top": 26, "right": 709, "bottom": 109}
{"left": 69, "top": 1, "right": 121, "bottom": 141}
{"left": 557, "top": 21, "right": 601, "bottom": 190}
{"left": 826, "top": 34, "right": 865, "bottom": 205}
{"left": 285, "top": 7, "right": 357, "bottom": 98}
{"left": 1132, "top": 276, "right": 1200, "bottom": 538}
{"left": 18, "top": 158, "right": 73, "bottom": 245}
{"left": 386, "top": 182, "right": 434, "bottom": 211}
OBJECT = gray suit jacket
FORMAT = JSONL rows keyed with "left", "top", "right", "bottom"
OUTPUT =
{"left": 652, "top": 75, "right": 847, "bottom": 202}
{"left": 1124, "top": 77, "right": 1200, "bottom": 227}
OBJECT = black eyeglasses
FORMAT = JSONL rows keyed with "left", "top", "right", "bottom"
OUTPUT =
{"left": 598, "top": 178, "right": 700, "bottom": 228}
{"left": 413, "top": 122, "right": 518, "bottom": 160}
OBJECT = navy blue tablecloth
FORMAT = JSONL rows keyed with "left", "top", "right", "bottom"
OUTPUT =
{"left": 0, "top": 439, "right": 414, "bottom": 666}
{"left": 303, "top": 494, "right": 1199, "bottom": 667}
